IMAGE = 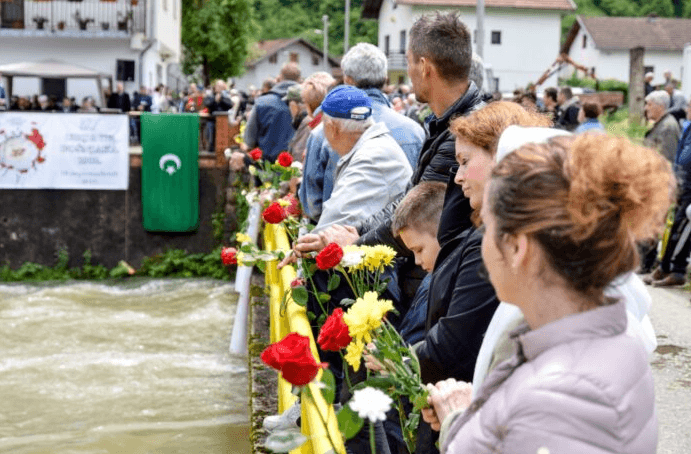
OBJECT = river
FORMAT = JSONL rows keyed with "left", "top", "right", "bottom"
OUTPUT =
{"left": 0, "top": 278, "right": 250, "bottom": 454}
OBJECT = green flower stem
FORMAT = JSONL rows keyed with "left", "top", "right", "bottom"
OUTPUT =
{"left": 369, "top": 421, "right": 376, "bottom": 454}
{"left": 343, "top": 355, "right": 353, "bottom": 390}
{"left": 337, "top": 265, "right": 359, "bottom": 298}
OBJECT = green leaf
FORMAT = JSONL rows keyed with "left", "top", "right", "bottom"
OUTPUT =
{"left": 327, "top": 273, "right": 341, "bottom": 291}
{"left": 305, "top": 262, "right": 317, "bottom": 278}
{"left": 412, "top": 390, "right": 430, "bottom": 411}
{"left": 352, "top": 376, "right": 396, "bottom": 393}
{"left": 337, "top": 405, "right": 364, "bottom": 440}
{"left": 318, "top": 293, "right": 331, "bottom": 303}
{"left": 319, "top": 368, "right": 336, "bottom": 405}
{"left": 317, "top": 313, "right": 327, "bottom": 326}
{"left": 256, "top": 261, "right": 266, "bottom": 273}
{"left": 307, "top": 311, "right": 316, "bottom": 321}
{"left": 291, "top": 286, "right": 309, "bottom": 306}
{"left": 264, "top": 429, "right": 307, "bottom": 453}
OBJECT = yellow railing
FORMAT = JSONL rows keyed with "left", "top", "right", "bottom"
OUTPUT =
{"left": 264, "top": 223, "right": 346, "bottom": 454}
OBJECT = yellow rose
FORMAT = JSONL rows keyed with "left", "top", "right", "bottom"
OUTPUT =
{"left": 236, "top": 232, "right": 253, "bottom": 244}
{"left": 345, "top": 340, "right": 365, "bottom": 372}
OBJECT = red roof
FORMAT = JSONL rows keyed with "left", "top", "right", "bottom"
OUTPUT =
{"left": 363, "top": 0, "right": 575, "bottom": 18}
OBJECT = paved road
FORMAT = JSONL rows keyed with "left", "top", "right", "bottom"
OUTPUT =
{"left": 647, "top": 285, "right": 691, "bottom": 453}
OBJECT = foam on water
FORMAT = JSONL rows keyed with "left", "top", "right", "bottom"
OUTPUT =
{"left": 0, "top": 278, "right": 247, "bottom": 454}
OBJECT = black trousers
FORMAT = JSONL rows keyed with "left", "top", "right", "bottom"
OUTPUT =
{"left": 659, "top": 197, "right": 691, "bottom": 275}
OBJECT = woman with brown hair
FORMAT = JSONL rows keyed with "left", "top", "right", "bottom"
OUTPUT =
{"left": 424, "top": 133, "right": 674, "bottom": 453}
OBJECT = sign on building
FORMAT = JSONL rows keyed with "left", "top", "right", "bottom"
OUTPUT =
{"left": 0, "top": 113, "right": 129, "bottom": 190}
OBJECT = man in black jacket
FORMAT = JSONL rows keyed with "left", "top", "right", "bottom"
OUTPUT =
{"left": 294, "top": 12, "right": 483, "bottom": 297}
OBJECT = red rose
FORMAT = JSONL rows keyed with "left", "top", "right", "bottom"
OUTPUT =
{"left": 281, "top": 193, "right": 301, "bottom": 217}
{"left": 221, "top": 247, "right": 237, "bottom": 265}
{"left": 315, "top": 243, "right": 344, "bottom": 270}
{"left": 249, "top": 148, "right": 262, "bottom": 160}
{"left": 262, "top": 202, "right": 287, "bottom": 224}
{"left": 290, "top": 278, "right": 305, "bottom": 288}
{"left": 317, "top": 308, "right": 352, "bottom": 351}
{"left": 277, "top": 151, "right": 293, "bottom": 167}
{"left": 260, "top": 332, "right": 327, "bottom": 386}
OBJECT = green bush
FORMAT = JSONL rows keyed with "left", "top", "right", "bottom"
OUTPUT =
{"left": 563, "top": 73, "right": 597, "bottom": 90}
{"left": 598, "top": 79, "right": 629, "bottom": 103}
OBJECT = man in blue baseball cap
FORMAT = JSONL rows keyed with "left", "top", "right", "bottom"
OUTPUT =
{"left": 308, "top": 85, "right": 412, "bottom": 232}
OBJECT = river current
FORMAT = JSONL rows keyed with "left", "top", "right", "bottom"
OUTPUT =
{"left": 0, "top": 278, "right": 250, "bottom": 454}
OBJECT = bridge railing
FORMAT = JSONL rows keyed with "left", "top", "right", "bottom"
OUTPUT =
{"left": 264, "top": 223, "right": 346, "bottom": 454}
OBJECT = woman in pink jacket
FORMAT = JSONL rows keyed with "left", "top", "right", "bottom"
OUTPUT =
{"left": 424, "top": 133, "right": 674, "bottom": 454}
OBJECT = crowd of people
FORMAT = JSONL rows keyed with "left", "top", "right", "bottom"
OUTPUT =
{"left": 227, "top": 11, "right": 686, "bottom": 454}
{"left": 1, "top": 9, "right": 685, "bottom": 452}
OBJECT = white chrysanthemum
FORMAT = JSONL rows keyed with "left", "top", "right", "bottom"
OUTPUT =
{"left": 340, "top": 247, "right": 364, "bottom": 268}
{"left": 348, "top": 387, "right": 393, "bottom": 422}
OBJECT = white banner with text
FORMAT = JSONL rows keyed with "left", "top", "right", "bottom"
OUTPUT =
{"left": 0, "top": 113, "right": 129, "bottom": 190}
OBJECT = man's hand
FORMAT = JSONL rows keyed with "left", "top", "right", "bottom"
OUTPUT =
{"left": 421, "top": 379, "right": 473, "bottom": 432}
{"left": 229, "top": 151, "right": 246, "bottom": 172}
{"left": 323, "top": 224, "right": 359, "bottom": 247}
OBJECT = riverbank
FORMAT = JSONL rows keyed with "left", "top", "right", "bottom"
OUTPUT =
{"left": 248, "top": 272, "right": 277, "bottom": 453}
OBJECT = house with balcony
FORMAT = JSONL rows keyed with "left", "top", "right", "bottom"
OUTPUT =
{"left": 0, "top": 0, "right": 182, "bottom": 104}
{"left": 361, "top": 0, "right": 575, "bottom": 92}
{"left": 233, "top": 38, "right": 340, "bottom": 92}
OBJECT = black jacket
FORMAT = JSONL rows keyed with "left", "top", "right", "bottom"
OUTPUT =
{"left": 414, "top": 226, "right": 499, "bottom": 454}
{"left": 355, "top": 82, "right": 484, "bottom": 252}
{"left": 416, "top": 226, "right": 499, "bottom": 385}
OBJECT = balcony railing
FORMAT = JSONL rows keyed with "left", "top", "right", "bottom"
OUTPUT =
{"left": 0, "top": 0, "right": 145, "bottom": 35}
{"left": 386, "top": 52, "right": 407, "bottom": 71}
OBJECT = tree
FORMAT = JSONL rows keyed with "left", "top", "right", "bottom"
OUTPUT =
{"left": 182, "top": 0, "right": 254, "bottom": 86}
{"left": 252, "top": 0, "right": 377, "bottom": 58}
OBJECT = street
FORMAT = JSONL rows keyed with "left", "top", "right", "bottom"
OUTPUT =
{"left": 648, "top": 285, "right": 691, "bottom": 453}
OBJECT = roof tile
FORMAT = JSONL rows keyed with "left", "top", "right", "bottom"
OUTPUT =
{"left": 580, "top": 16, "right": 691, "bottom": 51}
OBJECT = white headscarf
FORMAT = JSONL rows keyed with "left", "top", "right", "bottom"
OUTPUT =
{"left": 472, "top": 126, "right": 656, "bottom": 398}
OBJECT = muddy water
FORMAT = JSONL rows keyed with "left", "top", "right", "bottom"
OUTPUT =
{"left": 0, "top": 279, "right": 250, "bottom": 454}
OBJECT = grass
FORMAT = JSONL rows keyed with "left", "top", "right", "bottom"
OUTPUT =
{"left": 600, "top": 108, "right": 648, "bottom": 143}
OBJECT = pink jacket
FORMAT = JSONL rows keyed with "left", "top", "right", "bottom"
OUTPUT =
{"left": 442, "top": 301, "right": 657, "bottom": 454}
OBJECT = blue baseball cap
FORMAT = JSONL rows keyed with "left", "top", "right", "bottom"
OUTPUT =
{"left": 321, "top": 85, "right": 372, "bottom": 120}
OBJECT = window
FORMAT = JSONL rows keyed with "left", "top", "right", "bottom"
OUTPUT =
{"left": 269, "top": 54, "right": 277, "bottom": 64}
{"left": 582, "top": 35, "right": 587, "bottom": 48}
{"left": 312, "top": 54, "right": 319, "bottom": 66}
{"left": 399, "top": 30, "right": 406, "bottom": 54}
{"left": 384, "top": 35, "right": 390, "bottom": 56}
{"left": 289, "top": 52, "right": 299, "bottom": 63}
{"left": 491, "top": 31, "right": 501, "bottom": 45}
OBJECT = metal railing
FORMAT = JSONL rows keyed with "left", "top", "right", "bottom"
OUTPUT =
{"left": 0, "top": 0, "right": 145, "bottom": 35}
{"left": 264, "top": 223, "right": 346, "bottom": 454}
{"left": 387, "top": 52, "right": 407, "bottom": 71}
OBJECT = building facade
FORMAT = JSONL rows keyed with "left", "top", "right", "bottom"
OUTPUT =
{"left": 563, "top": 16, "right": 691, "bottom": 88}
{"left": 362, "top": 0, "right": 575, "bottom": 92}
{"left": 0, "top": 0, "right": 182, "bottom": 104}
{"left": 233, "top": 38, "right": 340, "bottom": 92}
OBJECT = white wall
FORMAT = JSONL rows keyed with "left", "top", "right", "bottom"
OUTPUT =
{"left": 153, "top": 0, "right": 181, "bottom": 63}
{"left": 568, "top": 46, "right": 683, "bottom": 85}
{"left": 0, "top": 37, "right": 140, "bottom": 105}
{"left": 377, "top": 4, "right": 564, "bottom": 92}
{"left": 233, "top": 42, "right": 336, "bottom": 92}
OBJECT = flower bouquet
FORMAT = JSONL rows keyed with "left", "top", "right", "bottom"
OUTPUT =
{"left": 247, "top": 148, "right": 301, "bottom": 191}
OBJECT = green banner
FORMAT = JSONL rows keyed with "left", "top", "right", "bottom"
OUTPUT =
{"left": 141, "top": 113, "right": 199, "bottom": 232}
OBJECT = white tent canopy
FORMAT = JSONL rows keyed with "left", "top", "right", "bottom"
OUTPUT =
{"left": 0, "top": 60, "right": 109, "bottom": 106}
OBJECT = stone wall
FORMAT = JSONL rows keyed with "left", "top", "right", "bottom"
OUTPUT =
{"left": 0, "top": 154, "right": 229, "bottom": 269}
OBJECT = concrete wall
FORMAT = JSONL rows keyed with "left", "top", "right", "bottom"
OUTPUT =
{"left": 376, "top": 4, "right": 563, "bottom": 91}
{"left": 233, "top": 42, "right": 338, "bottom": 92}
{"left": 0, "top": 155, "right": 228, "bottom": 269}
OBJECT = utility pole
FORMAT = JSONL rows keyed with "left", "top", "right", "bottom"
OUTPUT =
{"left": 344, "top": 0, "right": 350, "bottom": 54}
{"left": 323, "top": 15, "right": 329, "bottom": 72}
{"left": 476, "top": 0, "right": 485, "bottom": 59}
